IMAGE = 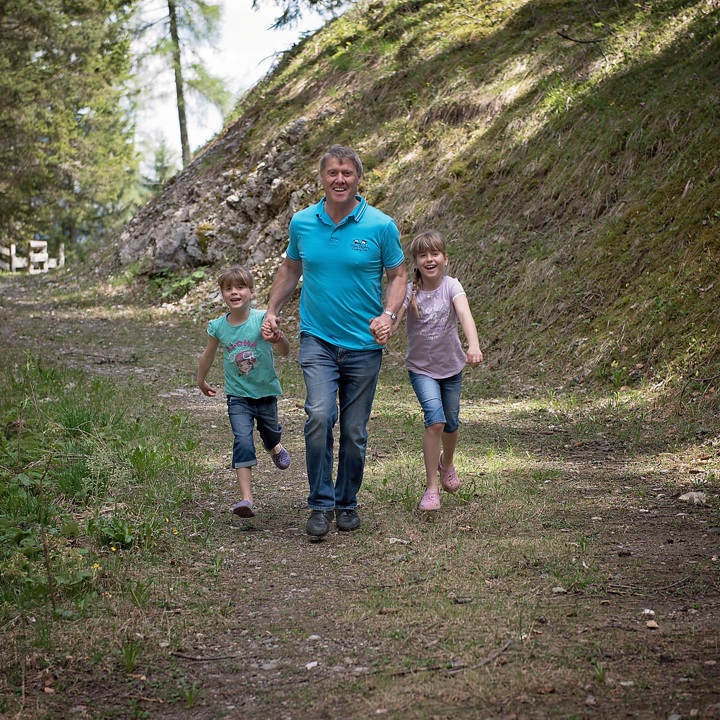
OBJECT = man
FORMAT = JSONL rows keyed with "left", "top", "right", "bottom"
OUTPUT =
{"left": 262, "top": 145, "right": 406, "bottom": 539}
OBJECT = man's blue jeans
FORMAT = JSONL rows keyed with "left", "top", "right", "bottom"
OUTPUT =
{"left": 298, "top": 333, "right": 383, "bottom": 512}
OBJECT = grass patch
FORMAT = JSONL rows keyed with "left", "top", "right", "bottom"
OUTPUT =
{"left": 0, "top": 351, "right": 211, "bottom": 714}
{"left": 0, "top": 275, "right": 718, "bottom": 718}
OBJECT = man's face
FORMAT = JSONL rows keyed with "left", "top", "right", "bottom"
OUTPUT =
{"left": 320, "top": 157, "right": 361, "bottom": 205}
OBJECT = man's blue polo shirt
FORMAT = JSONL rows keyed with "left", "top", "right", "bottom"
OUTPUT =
{"left": 286, "top": 195, "right": 403, "bottom": 350}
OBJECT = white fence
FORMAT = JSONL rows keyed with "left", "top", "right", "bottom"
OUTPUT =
{"left": 0, "top": 240, "right": 64, "bottom": 274}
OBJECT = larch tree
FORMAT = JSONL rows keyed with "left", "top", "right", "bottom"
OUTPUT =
{"left": 256, "top": 0, "right": 349, "bottom": 29}
{"left": 134, "top": 0, "right": 231, "bottom": 167}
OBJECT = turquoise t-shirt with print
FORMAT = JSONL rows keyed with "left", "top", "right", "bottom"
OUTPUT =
{"left": 207, "top": 308, "right": 282, "bottom": 398}
{"left": 286, "top": 195, "right": 403, "bottom": 350}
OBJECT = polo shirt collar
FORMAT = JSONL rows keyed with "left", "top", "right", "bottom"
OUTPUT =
{"left": 316, "top": 195, "right": 368, "bottom": 226}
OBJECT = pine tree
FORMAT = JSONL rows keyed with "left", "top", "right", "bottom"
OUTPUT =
{"left": 140, "top": 133, "right": 180, "bottom": 197}
{"left": 256, "top": 0, "right": 348, "bottom": 29}
{"left": 0, "top": 0, "right": 139, "bottom": 252}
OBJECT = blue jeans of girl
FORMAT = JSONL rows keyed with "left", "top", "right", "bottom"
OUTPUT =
{"left": 408, "top": 370, "right": 463, "bottom": 432}
{"left": 227, "top": 395, "right": 283, "bottom": 468}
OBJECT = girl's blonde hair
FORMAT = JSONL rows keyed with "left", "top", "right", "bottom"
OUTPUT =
{"left": 407, "top": 231, "right": 447, "bottom": 317}
{"left": 217, "top": 265, "right": 254, "bottom": 291}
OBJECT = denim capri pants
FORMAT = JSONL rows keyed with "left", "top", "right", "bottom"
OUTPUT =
{"left": 226, "top": 395, "right": 283, "bottom": 468}
{"left": 408, "top": 370, "right": 463, "bottom": 433}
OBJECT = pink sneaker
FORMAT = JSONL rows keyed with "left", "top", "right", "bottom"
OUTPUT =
{"left": 438, "top": 454, "right": 460, "bottom": 493}
{"left": 419, "top": 488, "right": 441, "bottom": 511}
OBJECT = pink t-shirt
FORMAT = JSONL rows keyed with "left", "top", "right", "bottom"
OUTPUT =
{"left": 403, "top": 276, "right": 467, "bottom": 379}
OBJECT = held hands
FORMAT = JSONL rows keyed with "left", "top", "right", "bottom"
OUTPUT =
{"left": 466, "top": 347, "right": 484, "bottom": 368}
{"left": 261, "top": 313, "right": 280, "bottom": 342}
{"left": 369, "top": 314, "right": 393, "bottom": 345}
{"left": 265, "top": 328, "right": 285, "bottom": 344}
{"left": 261, "top": 313, "right": 290, "bottom": 357}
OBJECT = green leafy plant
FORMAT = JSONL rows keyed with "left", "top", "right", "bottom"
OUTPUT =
{"left": 179, "top": 679, "right": 201, "bottom": 708}
{"left": 151, "top": 269, "right": 207, "bottom": 300}
{"left": 121, "top": 638, "right": 142, "bottom": 672}
{"left": 90, "top": 516, "right": 135, "bottom": 549}
{"left": 128, "top": 577, "right": 155, "bottom": 608}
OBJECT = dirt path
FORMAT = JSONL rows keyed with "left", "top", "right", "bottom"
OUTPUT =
{"left": 2, "top": 273, "right": 719, "bottom": 720}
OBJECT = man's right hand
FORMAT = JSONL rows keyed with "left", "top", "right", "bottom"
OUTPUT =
{"left": 261, "top": 313, "right": 279, "bottom": 340}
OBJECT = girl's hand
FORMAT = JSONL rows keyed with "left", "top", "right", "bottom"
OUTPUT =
{"left": 466, "top": 348, "right": 483, "bottom": 368}
{"left": 198, "top": 380, "right": 217, "bottom": 397}
{"left": 266, "top": 329, "right": 285, "bottom": 344}
{"left": 261, "top": 313, "right": 279, "bottom": 340}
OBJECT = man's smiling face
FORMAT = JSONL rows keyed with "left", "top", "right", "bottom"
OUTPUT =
{"left": 320, "top": 157, "right": 361, "bottom": 206}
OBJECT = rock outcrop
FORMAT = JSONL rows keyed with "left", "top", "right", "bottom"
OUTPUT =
{"left": 116, "top": 117, "right": 317, "bottom": 275}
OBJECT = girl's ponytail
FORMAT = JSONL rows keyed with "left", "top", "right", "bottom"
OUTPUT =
{"left": 410, "top": 268, "right": 422, "bottom": 317}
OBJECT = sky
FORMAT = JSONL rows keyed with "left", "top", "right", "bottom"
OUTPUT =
{"left": 134, "top": 1, "right": 328, "bottom": 172}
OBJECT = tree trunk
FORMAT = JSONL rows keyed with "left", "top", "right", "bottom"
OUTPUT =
{"left": 168, "top": 0, "right": 190, "bottom": 167}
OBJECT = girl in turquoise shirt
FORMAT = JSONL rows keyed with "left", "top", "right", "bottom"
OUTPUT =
{"left": 198, "top": 266, "right": 291, "bottom": 518}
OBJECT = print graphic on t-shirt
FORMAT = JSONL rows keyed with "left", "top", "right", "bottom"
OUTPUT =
{"left": 420, "top": 295, "right": 452, "bottom": 342}
{"left": 234, "top": 350, "right": 257, "bottom": 375}
{"left": 226, "top": 338, "right": 259, "bottom": 376}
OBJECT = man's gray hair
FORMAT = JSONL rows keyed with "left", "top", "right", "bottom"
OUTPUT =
{"left": 320, "top": 145, "right": 363, "bottom": 177}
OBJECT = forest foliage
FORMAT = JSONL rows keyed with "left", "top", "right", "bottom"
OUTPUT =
{"left": 0, "top": 0, "right": 248, "bottom": 255}
{"left": 0, "top": 0, "right": 139, "bottom": 253}
{"left": 0, "top": 0, "right": 350, "bottom": 256}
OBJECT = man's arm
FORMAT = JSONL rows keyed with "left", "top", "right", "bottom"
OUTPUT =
{"left": 369, "top": 262, "right": 407, "bottom": 344}
{"left": 262, "top": 257, "right": 303, "bottom": 337}
{"left": 383, "top": 263, "right": 408, "bottom": 315}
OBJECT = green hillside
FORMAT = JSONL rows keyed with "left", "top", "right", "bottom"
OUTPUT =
{"left": 209, "top": 0, "right": 718, "bottom": 400}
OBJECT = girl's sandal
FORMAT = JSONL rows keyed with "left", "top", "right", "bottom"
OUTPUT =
{"left": 419, "top": 489, "right": 441, "bottom": 511}
{"left": 438, "top": 454, "right": 460, "bottom": 493}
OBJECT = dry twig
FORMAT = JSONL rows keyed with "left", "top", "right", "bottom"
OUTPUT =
{"left": 557, "top": 31, "right": 605, "bottom": 43}
{"left": 170, "top": 651, "right": 243, "bottom": 661}
{"left": 382, "top": 639, "right": 513, "bottom": 678}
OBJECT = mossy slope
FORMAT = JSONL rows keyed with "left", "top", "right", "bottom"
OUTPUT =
{"left": 219, "top": 0, "right": 720, "bottom": 395}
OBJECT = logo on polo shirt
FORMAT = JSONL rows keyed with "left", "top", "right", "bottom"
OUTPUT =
{"left": 352, "top": 238, "right": 369, "bottom": 252}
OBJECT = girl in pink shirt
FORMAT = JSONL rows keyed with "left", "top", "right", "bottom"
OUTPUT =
{"left": 394, "top": 231, "right": 483, "bottom": 511}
